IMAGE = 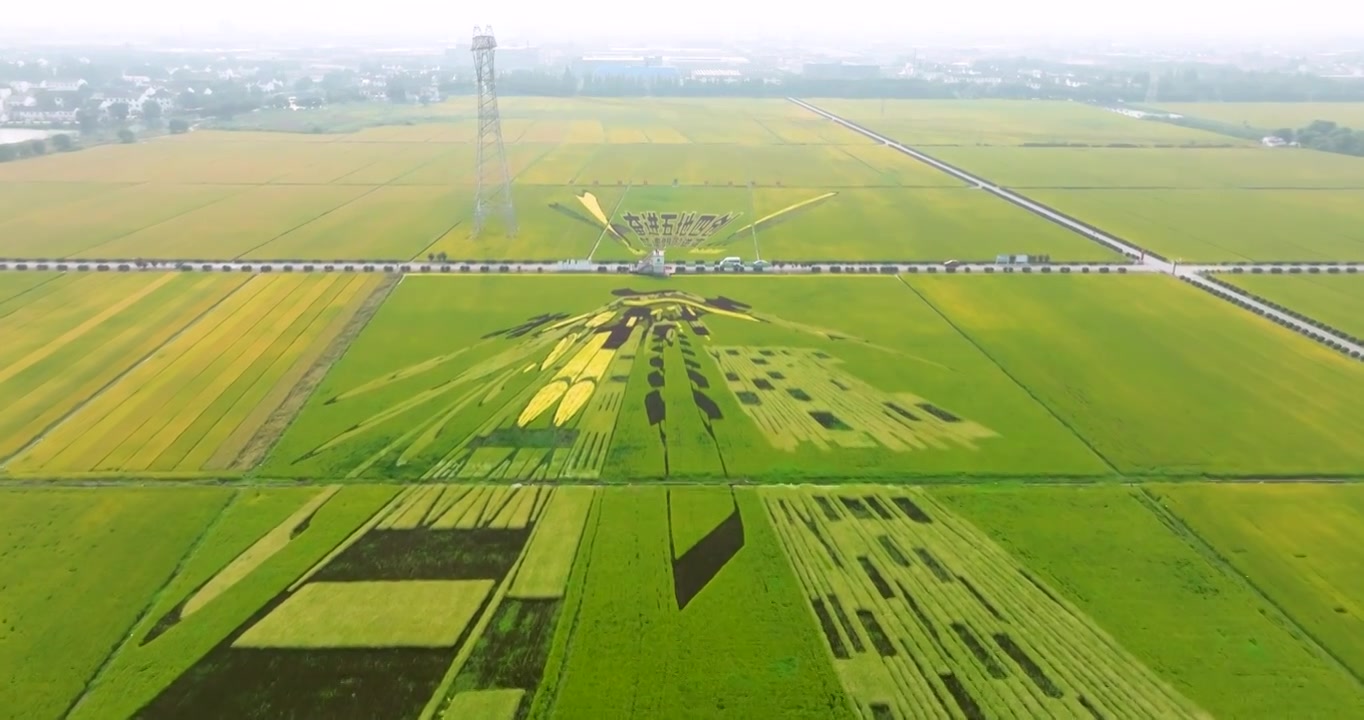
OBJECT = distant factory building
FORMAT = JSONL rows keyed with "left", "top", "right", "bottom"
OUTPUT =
{"left": 573, "top": 55, "right": 681, "bottom": 82}
{"left": 803, "top": 62, "right": 882, "bottom": 80}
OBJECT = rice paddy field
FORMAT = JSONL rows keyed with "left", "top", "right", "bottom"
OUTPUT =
{"left": 5, "top": 96, "right": 1364, "bottom": 720}
{"left": 7, "top": 482, "right": 1363, "bottom": 720}
{"left": 917, "top": 141, "right": 1364, "bottom": 262}
{"left": 1218, "top": 273, "right": 1364, "bottom": 337}
{"left": 0, "top": 97, "right": 1126, "bottom": 263}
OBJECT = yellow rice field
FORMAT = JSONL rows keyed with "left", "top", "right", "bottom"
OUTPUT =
{"left": 0, "top": 273, "right": 248, "bottom": 462}
{"left": 9, "top": 273, "right": 379, "bottom": 473}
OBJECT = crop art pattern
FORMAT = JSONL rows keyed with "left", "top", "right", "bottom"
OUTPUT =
{"left": 137, "top": 486, "right": 592, "bottom": 720}
{"left": 296, "top": 288, "right": 994, "bottom": 480}
{"left": 712, "top": 347, "right": 993, "bottom": 452}
{"left": 761, "top": 488, "right": 1204, "bottom": 719}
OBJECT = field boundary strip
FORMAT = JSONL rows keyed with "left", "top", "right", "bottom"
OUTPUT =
{"left": 230, "top": 274, "right": 400, "bottom": 472}
{"left": 894, "top": 275, "right": 1122, "bottom": 475}
{"left": 1135, "top": 487, "right": 1364, "bottom": 688}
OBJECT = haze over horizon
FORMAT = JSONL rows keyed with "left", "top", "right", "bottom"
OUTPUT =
{"left": 4, "top": 0, "right": 1363, "bottom": 46}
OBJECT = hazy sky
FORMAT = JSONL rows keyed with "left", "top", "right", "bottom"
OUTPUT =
{"left": 4, "top": 0, "right": 1363, "bottom": 42}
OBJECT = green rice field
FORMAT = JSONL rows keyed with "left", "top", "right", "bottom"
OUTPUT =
{"left": 6, "top": 482, "right": 1363, "bottom": 720}
{"left": 1219, "top": 273, "right": 1364, "bottom": 336}
{"left": 4, "top": 97, "right": 1364, "bottom": 720}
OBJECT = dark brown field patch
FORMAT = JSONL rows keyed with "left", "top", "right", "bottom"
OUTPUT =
{"left": 858, "top": 556, "right": 894, "bottom": 599}
{"left": 916, "top": 402, "right": 961, "bottom": 423}
{"left": 692, "top": 390, "right": 722, "bottom": 421}
{"left": 450, "top": 598, "right": 561, "bottom": 714}
{"left": 309, "top": 528, "right": 529, "bottom": 583}
{"left": 736, "top": 391, "right": 761, "bottom": 406}
{"left": 864, "top": 496, "right": 893, "bottom": 520}
{"left": 884, "top": 402, "right": 920, "bottom": 422}
{"left": 839, "top": 496, "right": 872, "bottom": 519}
{"left": 786, "top": 388, "right": 812, "bottom": 402}
{"left": 828, "top": 594, "right": 864, "bottom": 654}
{"left": 812, "top": 598, "right": 850, "bottom": 659}
{"left": 645, "top": 390, "right": 665, "bottom": 426}
{"left": 959, "top": 575, "right": 1004, "bottom": 621}
{"left": 814, "top": 495, "right": 840, "bottom": 521}
{"left": 940, "top": 673, "right": 985, "bottom": 720}
{"left": 753, "top": 378, "right": 775, "bottom": 391}
{"left": 810, "top": 411, "right": 850, "bottom": 430}
{"left": 951, "top": 622, "right": 1007, "bottom": 679}
{"left": 671, "top": 505, "right": 745, "bottom": 611}
{"left": 994, "top": 633, "right": 1061, "bottom": 698}
{"left": 136, "top": 647, "right": 452, "bottom": 720}
{"left": 914, "top": 547, "right": 953, "bottom": 582}
{"left": 891, "top": 496, "right": 933, "bottom": 524}
{"left": 857, "top": 610, "right": 897, "bottom": 658}
{"left": 877, "top": 535, "right": 910, "bottom": 567}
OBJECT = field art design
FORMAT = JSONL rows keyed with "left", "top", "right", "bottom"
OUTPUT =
{"left": 17, "top": 484, "right": 1242, "bottom": 720}
{"left": 761, "top": 487, "right": 1203, "bottom": 719}
{"left": 277, "top": 286, "right": 995, "bottom": 481}
{"left": 554, "top": 187, "right": 840, "bottom": 258}
{"left": 95, "top": 484, "right": 592, "bottom": 719}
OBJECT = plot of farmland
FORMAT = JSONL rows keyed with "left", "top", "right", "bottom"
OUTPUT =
{"left": 811, "top": 98, "right": 1243, "bottom": 146}
{"left": 543, "top": 487, "right": 852, "bottom": 719}
{"left": 935, "top": 484, "right": 1364, "bottom": 718}
{"left": 67, "top": 485, "right": 400, "bottom": 720}
{"left": 1220, "top": 273, "right": 1364, "bottom": 337}
{"left": 1152, "top": 483, "right": 1364, "bottom": 681}
{"left": 244, "top": 185, "right": 465, "bottom": 260}
{"left": 0, "top": 181, "right": 126, "bottom": 218}
{"left": 0, "top": 273, "right": 249, "bottom": 463}
{"left": 0, "top": 487, "right": 230, "bottom": 720}
{"left": 74, "top": 184, "right": 372, "bottom": 259}
{"left": 261, "top": 275, "right": 1107, "bottom": 481}
{"left": 929, "top": 146, "right": 1364, "bottom": 188}
{"left": 740, "top": 187, "right": 1121, "bottom": 262}
{"left": 11, "top": 273, "right": 381, "bottom": 474}
{"left": 1025, "top": 189, "right": 1364, "bottom": 261}
{"left": 908, "top": 273, "right": 1364, "bottom": 475}
{"left": 0, "top": 183, "right": 244, "bottom": 258}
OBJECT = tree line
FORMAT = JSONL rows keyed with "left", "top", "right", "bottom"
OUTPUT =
{"left": 1271, "top": 120, "right": 1364, "bottom": 156}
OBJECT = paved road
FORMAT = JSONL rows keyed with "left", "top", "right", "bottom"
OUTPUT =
{"left": 0, "top": 258, "right": 1156, "bottom": 275}
{"left": 1, "top": 258, "right": 1360, "bottom": 276}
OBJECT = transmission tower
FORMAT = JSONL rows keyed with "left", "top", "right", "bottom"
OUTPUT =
{"left": 471, "top": 25, "right": 516, "bottom": 236}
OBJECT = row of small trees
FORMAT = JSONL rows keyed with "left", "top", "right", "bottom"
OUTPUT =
{"left": 0, "top": 118, "right": 191, "bottom": 163}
